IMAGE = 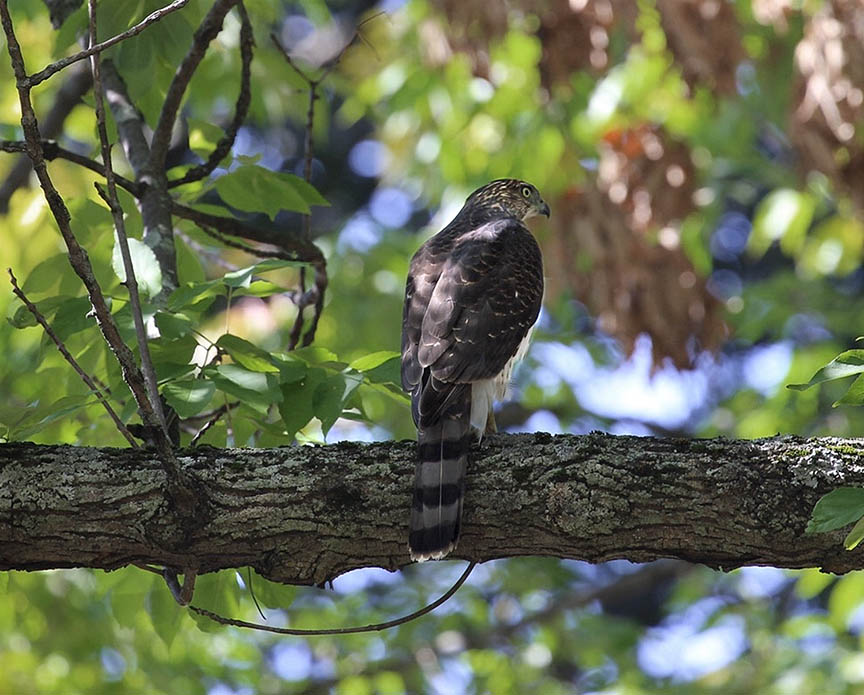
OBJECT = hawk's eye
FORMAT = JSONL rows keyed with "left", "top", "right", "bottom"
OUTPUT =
{"left": 521, "top": 186, "right": 532, "bottom": 198}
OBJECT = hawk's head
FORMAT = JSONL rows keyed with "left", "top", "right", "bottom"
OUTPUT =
{"left": 464, "top": 179, "right": 551, "bottom": 221}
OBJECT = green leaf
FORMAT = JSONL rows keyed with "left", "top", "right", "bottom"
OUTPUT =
{"left": 116, "top": 32, "right": 155, "bottom": 84}
{"left": 278, "top": 368, "right": 324, "bottom": 438}
{"left": 175, "top": 235, "right": 206, "bottom": 284}
{"left": 789, "top": 350, "right": 864, "bottom": 391}
{"left": 350, "top": 351, "right": 401, "bottom": 371}
{"left": 215, "top": 165, "right": 311, "bottom": 219}
{"left": 112, "top": 236, "right": 163, "bottom": 298}
{"left": 222, "top": 259, "right": 306, "bottom": 290}
{"left": 148, "top": 579, "right": 184, "bottom": 648}
{"left": 807, "top": 488, "right": 864, "bottom": 534}
{"left": 150, "top": 8, "right": 194, "bottom": 70}
{"left": 273, "top": 357, "right": 307, "bottom": 384}
{"left": 239, "top": 280, "right": 289, "bottom": 297}
{"left": 245, "top": 569, "right": 297, "bottom": 611}
{"left": 8, "top": 394, "right": 96, "bottom": 440}
{"left": 167, "top": 280, "right": 222, "bottom": 312}
{"left": 845, "top": 515, "right": 864, "bottom": 550}
{"left": 206, "top": 364, "right": 281, "bottom": 414}
{"left": 8, "top": 295, "right": 67, "bottom": 329}
{"left": 149, "top": 335, "right": 198, "bottom": 369}
{"left": 188, "top": 118, "right": 226, "bottom": 160}
{"left": 351, "top": 352, "right": 402, "bottom": 386}
{"left": 109, "top": 567, "right": 153, "bottom": 628}
{"left": 283, "top": 174, "right": 330, "bottom": 207}
{"left": 21, "top": 253, "right": 71, "bottom": 295}
{"left": 162, "top": 380, "right": 215, "bottom": 418}
{"left": 836, "top": 373, "right": 864, "bottom": 407}
{"left": 315, "top": 372, "right": 362, "bottom": 435}
{"left": 290, "top": 346, "right": 341, "bottom": 365}
{"left": 216, "top": 334, "right": 280, "bottom": 373}
{"left": 51, "top": 296, "right": 95, "bottom": 341}
{"left": 52, "top": 4, "right": 88, "bottom": 57}
{"left": 155, "top": 311, "right": 194, "bottom": 340}
{"left": 189, "top": 571, "right": 241, "bottom": 634}
{"left": 222, "top": 266, "right": 255, "bottom": 289}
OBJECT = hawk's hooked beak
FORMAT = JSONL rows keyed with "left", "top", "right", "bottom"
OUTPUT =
{"left": 540, "top": 201, "right": 551, "bottom": 217}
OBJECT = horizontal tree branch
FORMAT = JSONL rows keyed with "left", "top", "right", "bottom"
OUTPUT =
{"left": 1, "top": 434, "right": 863, "bottom": 584}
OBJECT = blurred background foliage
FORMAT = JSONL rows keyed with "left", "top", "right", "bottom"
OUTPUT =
{"left": 3, "top": 0, "right": 864, "bottom": 692}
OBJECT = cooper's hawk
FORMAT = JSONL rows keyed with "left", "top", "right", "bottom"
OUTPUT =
{"left": 401, "top": 179, "right": 549, "bottom": 561}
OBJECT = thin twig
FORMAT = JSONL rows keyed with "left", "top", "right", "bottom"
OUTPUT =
{"left": 188, "top": 561, "right": 477, "bottom": 635}
{"left": 302, "top": 261, "right": 327, "bottom": 348}
{"left": 246, "top": 567, "right": 267, "bottom": 621}
{"left": 193, "top": 222, "right": 297, "bottom": 260}
{"left": 149, "top": 0, "right": 240, "bottom": 171}
{"left": 25, "top": 0, "right": 189, "bottom": 87}
{"left": 89, "top": 0, "right": 169, "bottom": 439}
{"left": 288, "top": 267, "right": 306, "bottom": 350}
{"left": 170, "top": 204, "right": 325, "bottom": 264}
{"left": 267, "top": 12, "right": 384, "bottom": 349}
{"left": 7, "top": 268, "right": 138, "bottom": 447}
{"left": 1, "top": 140, "right": 144, "bottom": 195}
{"left": 175, "top": 231, "right": 240, "bottom": 271}
{"left": 190, "top": 402, "right": 235, "bottom": 446}
{"left": 167, "top": 1, "right": 253, "bottom": 189}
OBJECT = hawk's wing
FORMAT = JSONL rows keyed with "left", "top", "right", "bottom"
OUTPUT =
{"left": 401, "top": 218, "right": 543, "bottom": 426}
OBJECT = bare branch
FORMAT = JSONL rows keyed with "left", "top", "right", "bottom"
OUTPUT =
{"left": 149, "top": 0, "right": 240, "bottom": 171}
{"left": 25, "top": 0, "right": 189, "bottom": 87}
{"left": 7, "top": 268, "right": 138, "bottom": 447}
{"left": 170, "top": 203, "right": 325, "bottom": 264}
{"left": 1, "top": 139, "right": 143, "bottom": 195}
{"left": 88, "top": 0, "right": 169, "bottom": 441}
{"left": 188, "top": 562, "right": 476, "bottom": 635}
{"left": 191, "top": 222, "right": 297, "bottom": 260}
{"left": 167, "top": 1, "right": 253, "bottom": 189}
{"left": 287, "top": 267, "right": 307, "bottom": 350}
{"left": 302, "top": 262, "right": 327, "bottom": 348}
{"left": 190, "top": 402, "right": 236, "bottom": 447}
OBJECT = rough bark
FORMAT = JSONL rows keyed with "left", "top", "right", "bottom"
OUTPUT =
{"left": 1, "top": 433, "right": 863, "bottom": 585}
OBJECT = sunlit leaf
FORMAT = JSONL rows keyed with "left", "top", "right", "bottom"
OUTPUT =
{"left": 350, "top": 351, "right": 401, "bottom": 371}
{"left": 206, "top": 364, "right": 281, "bottom": 413}
{"left": 216, "top": 334, "right": 280, "bottom": 373}
{"left": 807, "top": 487, "right": 864, "bottom": 534}
{"left": 162, "top": 380, "right": 215, "bottom": 419}
{"left": 789, "top": 350, "right": 864, "bottom": 392}
{"left": 215, "top": 165, "right": 311, "bottom": 219}
{"left": 844, "top": 515, "right": 864, "bottom": 550}
{"left": 112, "top": 236, "right": 163, "bottom": 298}
{"left": 154, "top": 311, "right": 194, "bottom": 340}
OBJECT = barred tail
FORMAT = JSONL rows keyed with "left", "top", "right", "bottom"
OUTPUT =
{"left": 409, "top": 415, "right": 470, "bottom": 562}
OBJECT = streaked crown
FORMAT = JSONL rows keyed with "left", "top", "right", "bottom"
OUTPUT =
{"left": 464, "top": 179, "right": 551, "bottom": 221}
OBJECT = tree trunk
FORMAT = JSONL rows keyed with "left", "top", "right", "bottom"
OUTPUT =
{"left": 1, "top": 433, "right": 862, "bottom": 584}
